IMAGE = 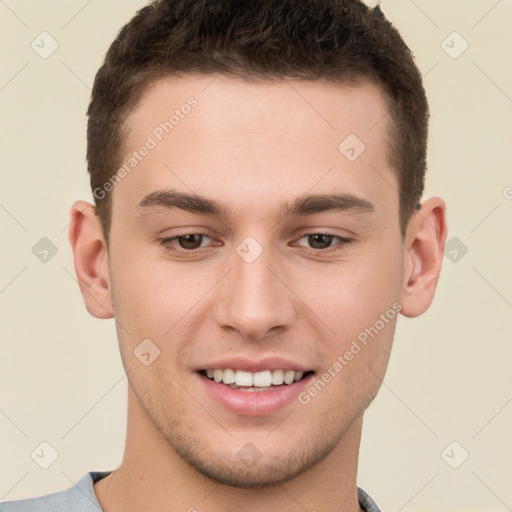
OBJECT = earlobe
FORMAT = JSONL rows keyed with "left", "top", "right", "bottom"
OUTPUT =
{"left": 68, "top": 200, "right": 113, "bottom": 319}
{"left": 399, "top": 197, "right": 448, "bottom": 318}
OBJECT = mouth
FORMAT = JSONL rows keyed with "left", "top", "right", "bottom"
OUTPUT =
{"left": 198, "top": 368, "right": 315, "bottom": 392}
{"left": 195, "top": 357, "right": 316, "bottom": 415}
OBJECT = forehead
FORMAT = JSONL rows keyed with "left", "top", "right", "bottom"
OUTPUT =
{"left": 113, "top": 74, "right": 397, "bottom": 225}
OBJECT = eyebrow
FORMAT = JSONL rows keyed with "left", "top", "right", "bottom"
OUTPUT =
{"left": 136, "top": 189, "right": 375, "bottom": 222}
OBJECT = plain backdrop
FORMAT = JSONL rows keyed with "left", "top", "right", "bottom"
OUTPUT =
{"left": 0, "top": 1, "right": 511, "bottom": 511}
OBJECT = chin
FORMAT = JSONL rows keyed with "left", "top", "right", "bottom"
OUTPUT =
{"left": 166, "top": 424, "right": 347, "bottom": 489}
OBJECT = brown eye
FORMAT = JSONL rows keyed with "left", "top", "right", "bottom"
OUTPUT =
{"left": 159, "top": 232, "right": 218, "bottom": 256}
{"left": 307, "top": 234, "right": 334, "bottom": 249}
{"left": 294, "top": 233, "right": 353, "bottom": 253}
{"left": 177, "top": 234, "right": 204, "bottom": 249}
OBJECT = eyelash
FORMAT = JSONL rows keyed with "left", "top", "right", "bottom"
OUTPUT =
{"left": 158, "top": 232, "right": 353, "bottom": 256}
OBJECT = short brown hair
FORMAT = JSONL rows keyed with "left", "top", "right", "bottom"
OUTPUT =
{"left": 87, "top": 0, "right": 428, "bottom": 241}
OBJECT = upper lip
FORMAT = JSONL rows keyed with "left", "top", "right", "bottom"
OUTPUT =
{"left": 197, "top": 356, "right": 312, "bottom": 373}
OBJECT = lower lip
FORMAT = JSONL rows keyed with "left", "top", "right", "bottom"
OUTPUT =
{"left": 198, "top": 373, "right": 314, "bottom": 416}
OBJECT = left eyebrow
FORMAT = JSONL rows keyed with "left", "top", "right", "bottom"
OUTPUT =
{"left": 280, "top": 193, "right": 375, "bottom": 219}
{"left": 135, "top": 189, "right": 375, "bottom": 222}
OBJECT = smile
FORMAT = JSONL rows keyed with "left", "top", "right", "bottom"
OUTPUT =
{"left": 201, "top": 369, "right": 312, "bottom": 391}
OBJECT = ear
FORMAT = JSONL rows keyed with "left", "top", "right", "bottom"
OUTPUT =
{"left": 68, "top": 200, "right": 113, "bottom": 319}
{"left": 399, "top": 196, "right": 447, "bottom": 318}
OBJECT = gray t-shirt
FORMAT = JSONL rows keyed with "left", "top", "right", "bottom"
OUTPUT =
{"left": 0, "top": 471, "right": 382, "bottom": 511}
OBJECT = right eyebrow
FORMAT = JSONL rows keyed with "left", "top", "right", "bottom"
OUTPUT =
{"left": 136, "top": 189, "right": 231, "bottom": 219}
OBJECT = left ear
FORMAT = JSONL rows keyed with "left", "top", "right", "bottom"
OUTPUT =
{"left": 399, "top": 196, "right": 447, "bottom": 318}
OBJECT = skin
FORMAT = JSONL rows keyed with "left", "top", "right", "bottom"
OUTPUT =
{"left": 69, "top": 75, "right": 447, "bottom": 511}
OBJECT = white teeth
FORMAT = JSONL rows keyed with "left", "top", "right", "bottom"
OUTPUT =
{"left": 283, "top": 370, "right": 295, "bottom": 385}
{"left": 253, "top": 370, "right": 272, "bottom": 387}
{"left": 271, "top": 369, "right": 284, "bottom": 385}
{"left": 222, "top": 368, "right": 235, "bottom": 384}
{"left": 204, "top": 368, "right": 308, "bottom": 387}
{"left": 235, "top": 370, "right": 253, "bottom": 387}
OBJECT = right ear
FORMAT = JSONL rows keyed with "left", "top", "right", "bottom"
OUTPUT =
{"left": 68, "top": 201, "right": 113, "bottom": 319}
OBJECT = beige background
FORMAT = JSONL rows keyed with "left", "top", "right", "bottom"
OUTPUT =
{"left": 1, "top": 1, "right": 511, "bottom": 510}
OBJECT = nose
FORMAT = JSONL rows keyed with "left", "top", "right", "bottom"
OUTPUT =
{"left": 212, "top": 242, "right": 297, "bottom": 341}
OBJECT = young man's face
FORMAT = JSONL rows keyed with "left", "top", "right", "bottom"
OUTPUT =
{"left": 89, "top": 76, "right": 424, "bottom": 487}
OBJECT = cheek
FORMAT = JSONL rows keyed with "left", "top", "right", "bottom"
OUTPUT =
{"left": 109, "top": 251, "right": 214, "bottom": 344}
{"left": 300, "top": 308, "right": 397, "bottom": 416}
{"left": 294, "top": 243, "right": 402, "bottom": 400}
{"left": 297, "top": 250, "right": 403, "bottom": 338}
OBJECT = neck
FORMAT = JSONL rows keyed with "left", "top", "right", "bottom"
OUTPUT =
{"left": 94, "top": 386, "right": 365, "bottom": 512}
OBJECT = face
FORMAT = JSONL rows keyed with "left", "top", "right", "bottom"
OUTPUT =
{"left": 107, "top": 75, "right": 405, "bottom": 487}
